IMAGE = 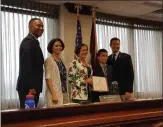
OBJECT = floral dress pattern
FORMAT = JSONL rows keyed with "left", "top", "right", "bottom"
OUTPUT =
{"left": 68, "top": 60, "right": 92, "bottom": 101}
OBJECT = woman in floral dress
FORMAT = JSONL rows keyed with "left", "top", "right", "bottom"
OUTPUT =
{"left": 68, "top": 43, "right": 93, "bottom": 103}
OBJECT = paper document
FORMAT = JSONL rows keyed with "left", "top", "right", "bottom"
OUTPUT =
{"left": 92, "top": 76, "right": 109, "bottom": 92}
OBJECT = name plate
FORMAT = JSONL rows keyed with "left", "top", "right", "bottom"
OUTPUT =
{"left": 99, "top": 94, "right": 121, "bottom": 102}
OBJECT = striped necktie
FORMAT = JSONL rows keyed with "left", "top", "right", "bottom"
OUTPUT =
{"left": 103, "top": 65, "right": 107, "bottom": 77}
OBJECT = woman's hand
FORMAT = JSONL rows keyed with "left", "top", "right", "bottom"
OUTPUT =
{"left": 52, "top": 94, "right": 58, "bottom": 104}
{"left": 85, "top": 77, "right": 93, "bottom": 85}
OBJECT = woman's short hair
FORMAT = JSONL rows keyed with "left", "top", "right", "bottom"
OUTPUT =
{"left": 74, "top": 43, "right": 88, "bottom": 56}
{"left": 47, "top": 38, "right": 65, "bottom": 54}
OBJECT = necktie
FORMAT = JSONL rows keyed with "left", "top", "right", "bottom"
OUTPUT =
{"left": 103, "top": 65, "right": 107, "bottom": 77}
{"left": 112, "top": 54, "right": 116, "bottom": 62}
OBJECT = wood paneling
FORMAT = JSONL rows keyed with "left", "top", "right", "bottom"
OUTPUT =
{"left": 1, "top": 99, "right": 163, "bottom": 127}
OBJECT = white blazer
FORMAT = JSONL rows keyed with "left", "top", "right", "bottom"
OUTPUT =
{"left": 44, "top": 55, "right": 64, "bottom": 107}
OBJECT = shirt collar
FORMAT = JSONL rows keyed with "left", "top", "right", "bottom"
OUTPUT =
{"left": 29, "top": 33, "right": 38, "bottom": 40}
{"left": 100, "top": 63, "right": 107, "bottom": 68}
{"left": 112, "top": 51, "right": 120, "bottom": 57}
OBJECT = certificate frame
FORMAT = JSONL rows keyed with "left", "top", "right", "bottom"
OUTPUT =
{"left": 92, "top": 76, "right": 109, "bottom": 92}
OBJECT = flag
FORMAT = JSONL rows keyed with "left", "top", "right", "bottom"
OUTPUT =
{"left": 75, "top": 16, "right": 82, "bottom": 46}
{"left": 90, "top": 11, "right": 97, "bottom": 69}
{"left": 74, "top": 13, "right": 82, "bottom": 59}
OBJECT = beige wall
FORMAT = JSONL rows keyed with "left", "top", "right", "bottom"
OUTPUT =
{"left": 59, "top": 5, "right": 92, "bottom": 67}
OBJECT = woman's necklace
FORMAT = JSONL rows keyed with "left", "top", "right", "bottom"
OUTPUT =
{"left": 52, "top": 54, "right": 61, "bottom": 62}
{"left": 80, "top": 59, "right": 88, "bottom": 67}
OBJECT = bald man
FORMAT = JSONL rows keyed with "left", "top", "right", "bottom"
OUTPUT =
{"left": 16, "top": 18, "right": 44, "bottom": 108}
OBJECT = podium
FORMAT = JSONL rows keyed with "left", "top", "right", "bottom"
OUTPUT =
{"left": 1, "top": 99, "right": 163, "bottom": 127}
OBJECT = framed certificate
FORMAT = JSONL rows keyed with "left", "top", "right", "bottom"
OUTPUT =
{"left": 92, "top": 76, "right": 109, "bottom": 92}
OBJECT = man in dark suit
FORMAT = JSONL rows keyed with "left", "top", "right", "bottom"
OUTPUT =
{"left": 107, "top": 37, "right": 134, "bottom": 100}
{"left": 92, "top": 49, "right": 113, "bottom": 102}
{"left": 16, "top": 18, "right": 44, "bottom": 108}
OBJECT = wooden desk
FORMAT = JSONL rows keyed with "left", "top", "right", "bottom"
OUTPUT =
{"left": 1, "top": 99, "right": 163, "bottom": 127}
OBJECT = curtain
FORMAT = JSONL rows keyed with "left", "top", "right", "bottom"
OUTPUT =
{"left": 134, "top": 29, "right": 162, "bottom": 99}
{"left": 96, "top": 19, "right": 162, "bottom": 99}
{"left": 1, "top": 3, "right": 59, "bottom": 110}
{"left": 96, "top": 22, "right": 134, "bottom": 57}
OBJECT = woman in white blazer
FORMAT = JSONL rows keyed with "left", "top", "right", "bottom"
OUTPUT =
{"left": 45, "top": 38, "right": 69, "bottom": 107}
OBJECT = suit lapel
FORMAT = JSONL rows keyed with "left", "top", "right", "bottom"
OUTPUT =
{"left": 28, "top": 33, "right": 40, "bottom": 45}
{"left": 100, "top": 65, "right": 105, "bottom": 77}
{"left": 97, "top": 64, "right": 105, "bottom": 77}
{"left": 28, "top": 33, "right": 35, "bottom": 40}
{"left": 107, "top": 65, "right": 112, "bottom": 79}
{"left": 116, "top": 52, "right": 121, "bottom": 60}
{"left": 114, "top": 52, "right": 121, "bottom": 64}
{"left": 28, "top": 33, "right": 44, "bottom": 64}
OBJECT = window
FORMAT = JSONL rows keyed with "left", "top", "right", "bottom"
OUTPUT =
{"left": 1, "top": 10, "right": 58, "bottom": 109}
{"left": 96, "top": 19, "right": 162, "bottom": 99}
{"left": 134, "top": 29, "right": 162, "bottom": 98}
{"left": 96, "top": 23, "right": 134, "bottom": 55}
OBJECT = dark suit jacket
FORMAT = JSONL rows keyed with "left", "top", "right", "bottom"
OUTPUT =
{"left": 16, "top": 33, "right": 44, "bottom": 93}
{"left": 107, "top": 52, "right": 134, "bottom": 95}
{"left": 91, "top": 63, "right": 113, "bottom": 102}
